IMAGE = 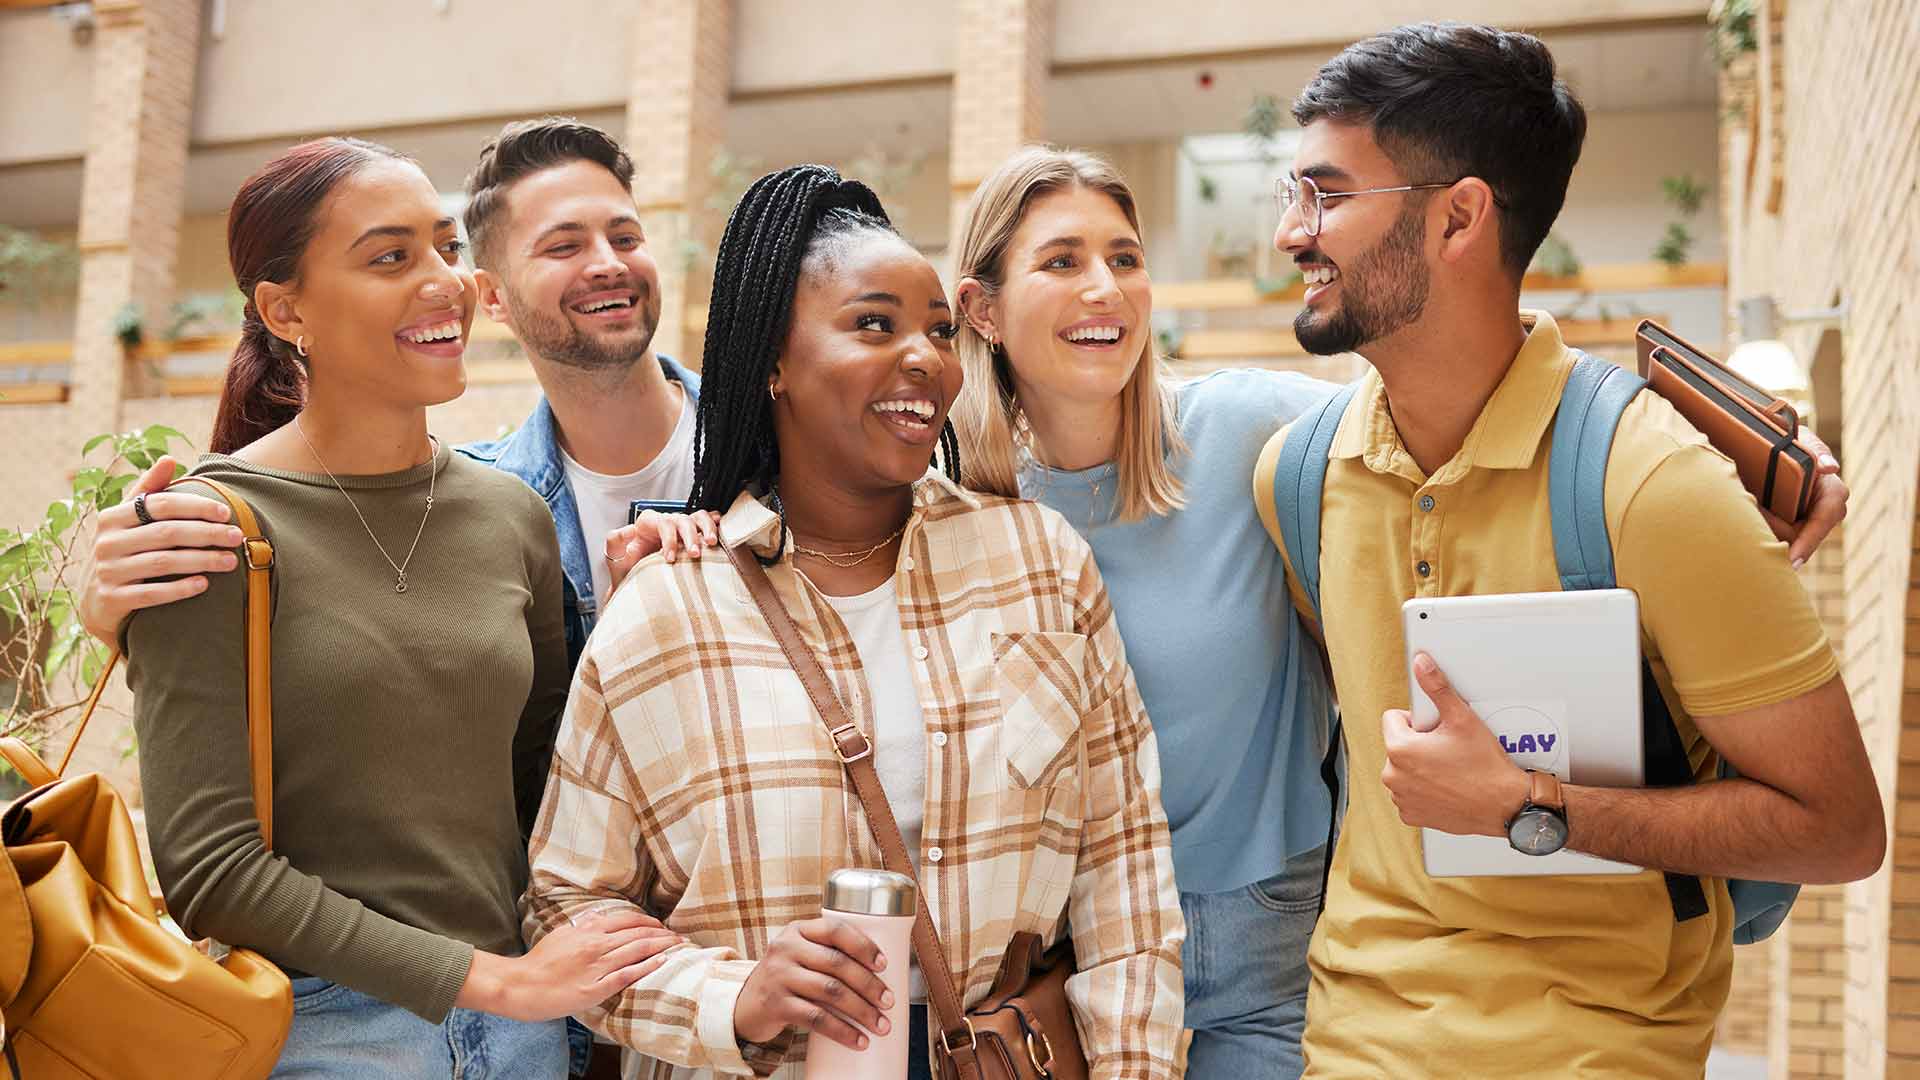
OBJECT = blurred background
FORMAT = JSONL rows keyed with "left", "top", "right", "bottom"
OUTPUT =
{"left": 1, "top": 3, "right": 1913, "bottom": 1076}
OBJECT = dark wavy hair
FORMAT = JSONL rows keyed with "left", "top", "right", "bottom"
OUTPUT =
{"left": 462, "top": 117, "right": 635, "bottom": 272}
{"left": 1292, "top": 22, "right": 1588, "bottom": 278}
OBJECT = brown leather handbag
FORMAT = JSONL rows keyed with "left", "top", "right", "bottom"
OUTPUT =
{"left": 0, "top": 477, "right": 291, "bottom": 1079}
{"left": 729, "top": 546, "right": 1088, "bottom": 1080}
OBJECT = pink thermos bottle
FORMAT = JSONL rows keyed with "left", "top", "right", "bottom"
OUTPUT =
{"left": 804, "top": 867, "right": 918, "bottom": 1080}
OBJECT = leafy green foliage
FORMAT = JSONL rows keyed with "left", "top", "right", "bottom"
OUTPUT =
{"left": 113, "top": 302, "right": 144, "bottom": 349}
{"left": 2, "top": 425, "right": 191, "bottom": 748}
{"left": 0, "top": 226, "right": 80, "bottom": 311}
{"left": 1652, "top": 174, "right": 1710, "bottom": 268}
{"left": 1243, "top": 94, "right": 1287, "bottom": 162}
{"left": 1711, "top": 0, "right": 1759, "bottom": 68}
{"left": 165, "top": 292, "right": 245, "bottom": 340}
{"left": 1529, "top": 232, "right": 1584, "bottom": 279}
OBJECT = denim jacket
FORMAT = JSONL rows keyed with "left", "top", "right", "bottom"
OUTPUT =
{"left": 458, "top": 355, "right": 701, "bottom": 669}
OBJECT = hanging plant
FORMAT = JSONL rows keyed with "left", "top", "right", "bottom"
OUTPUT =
{"left": 112, "top": 302, "right": 143, "bottom": 349}
{"left": 1652, "top": 175, "right": 1709, "bottom": 268}
{"left": 1709, "top": 0, "right": 1759, "bottom": 69}
{"left": 1529, "top": 232, "right": 1583, "bottom": 279}
{"left": 0, "top": 226, "right": 79, "bottom": 310}
{"left": 1243, "top": 94, "right": 1285, "bottom": 161}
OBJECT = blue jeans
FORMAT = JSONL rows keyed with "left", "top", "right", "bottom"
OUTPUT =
{"left": 274, "top": 977, "right": 569, "bottom": 1079}
{"left": 1180, "top": 844, "right": 1325, "bottom": 1079}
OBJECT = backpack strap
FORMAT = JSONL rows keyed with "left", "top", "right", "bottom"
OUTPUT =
{"left": 1549, "top": 353, "right": 1710, "bottom": 925}
{"left": 1272, "top": 380, "right": 1363, "bottom": 915}
{"left": 1273, "top": 381, "right": 1362, "bottom": 626}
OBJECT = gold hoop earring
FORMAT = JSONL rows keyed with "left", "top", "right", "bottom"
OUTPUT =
{"left": 768, "top": 385, "right": 779, "bottom": 402}
{"left": 296, "top": 335, "right": 308, "bottom": 358}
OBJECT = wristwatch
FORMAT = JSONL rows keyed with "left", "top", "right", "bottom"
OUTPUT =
{"left": 1506, "top": 770, "right": 1569, "bottom": 856}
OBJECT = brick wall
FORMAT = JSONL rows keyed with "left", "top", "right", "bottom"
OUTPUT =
{"left": 948, "top": 0, "right": 1052, "bottom": 255}
{"left": 625, "top": 0, "right": 730, "bottom": 367}
{"left": 1722, "top": 0, "right": 1920, "bottom": 1076}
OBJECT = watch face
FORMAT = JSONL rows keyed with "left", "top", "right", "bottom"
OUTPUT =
{"left": 1507, "top": 809, "right": 1570, "bottom": 856}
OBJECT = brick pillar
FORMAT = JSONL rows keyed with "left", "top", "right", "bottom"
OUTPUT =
{"left": 1883, "top": 488, "right": 1920, "bottom": 1075}
{"left": 71, "top": 0, "right": 201, "bottom": 427}
{"left": 625, "top": 0, "right": 730, "bottom": 370}
{"left": 1764, "top": 530, "right": 1851, "bottom": 1079}
{"left": 948, "top": 0, "right": 1053, "bottom": 256}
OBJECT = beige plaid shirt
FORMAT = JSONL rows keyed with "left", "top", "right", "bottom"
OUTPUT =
{"left": 524, "top": 473, "right": 1185, "bottom": 1079}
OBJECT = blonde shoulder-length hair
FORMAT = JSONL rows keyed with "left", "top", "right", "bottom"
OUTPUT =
{"left": 949, "top": 145, "right": 1187, "bottom": 522}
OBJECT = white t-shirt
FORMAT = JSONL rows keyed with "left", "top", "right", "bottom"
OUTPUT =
{"left": 821, "top": 578, "right": 929, "bottom": 1003}
{"left": 559, "top": 385, "right": 696, "bottom": 607}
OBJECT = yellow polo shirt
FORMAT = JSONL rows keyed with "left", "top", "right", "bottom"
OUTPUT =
{"left": 1252, "top": 312, "right": 1838, "bottom": 1078}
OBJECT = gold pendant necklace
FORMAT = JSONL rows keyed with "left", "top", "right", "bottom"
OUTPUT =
{"left": 295, "top": 418, "right": 438, "bottom": 594}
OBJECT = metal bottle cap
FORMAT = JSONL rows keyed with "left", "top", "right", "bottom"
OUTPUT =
{"left": 822, "top": 867, "right": 918, "bottom": 917}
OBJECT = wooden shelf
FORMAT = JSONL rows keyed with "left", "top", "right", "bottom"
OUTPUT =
{"left": 0, "top": 340, "right": 74, "bottom": 367}
{"left": 0, "top": 383, "right": 71, "bottom": 404}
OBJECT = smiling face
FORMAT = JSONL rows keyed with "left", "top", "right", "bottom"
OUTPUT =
{"left": 770, "top": 231, "right": 964, "bottom": 495}
{"left": 1278, "top": 120, "right": 1436, "bottom": 356}
{"left": 480, "top": 159, "right": 662, "bottom": 374}
{"left": 262, "top": 158, "right": 475, "bottom": 408}
{"left": 978, "top": 185, "right": 1151, "bottom": 415}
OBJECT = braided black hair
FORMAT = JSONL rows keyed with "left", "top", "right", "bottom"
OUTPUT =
{"left": 688, "top": 164, "right": 963, "bottom": 520}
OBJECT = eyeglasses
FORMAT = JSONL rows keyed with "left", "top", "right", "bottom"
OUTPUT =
{"left": 1274, "top": 174, "right": 1460, "bottom": 237}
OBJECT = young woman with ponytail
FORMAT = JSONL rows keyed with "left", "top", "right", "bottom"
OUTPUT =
{"left": 522, "top": 164, "right": 1185, "bottom": 1080}
{"left": 123, "top": 137, "right": 678, "bottom": 1078}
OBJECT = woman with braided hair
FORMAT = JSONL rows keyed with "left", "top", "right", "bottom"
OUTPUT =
{"left": 523, "top": 164, "right": 1186, "bottom": 1080}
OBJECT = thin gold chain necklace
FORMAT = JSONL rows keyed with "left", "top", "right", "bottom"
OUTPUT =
{"left": 294, "top": 418, "right": 438, "bottom": 594}
{"left": 790, "top": 526, "right": 905, "bottom": 568}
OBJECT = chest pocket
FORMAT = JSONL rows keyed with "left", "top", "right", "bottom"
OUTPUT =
{"left": 991, "top": 631, "right": 1087, "bottom": 789}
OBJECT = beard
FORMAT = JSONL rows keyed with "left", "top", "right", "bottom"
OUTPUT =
{"left": 1293, "top": 203, "right": 1432, "bottom": 357}
{"left": 507, "top": 280, "right": 661, "bottom": 374}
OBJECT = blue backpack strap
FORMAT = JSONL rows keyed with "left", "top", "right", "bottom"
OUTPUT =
{"left": 1548, "top": 352, "right": 1796, "bottom": 943}
{"left": 1272, "top": 379, "right": 1362, "bottom": 916}
{"left": 1549, "top": 354, "right": 1646, "bottom": 592}
{"left": 1273, "top": 380, "right": 1362, "bottom": 625}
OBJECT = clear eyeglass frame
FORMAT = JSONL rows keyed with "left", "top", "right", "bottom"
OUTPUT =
{"left": 1274, "top": 174, "right": 1462, "bottom": 237}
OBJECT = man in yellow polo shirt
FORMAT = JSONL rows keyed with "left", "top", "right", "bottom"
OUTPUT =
{"left": 1251, "top": 24, "right": 1885, "bottom": 1078}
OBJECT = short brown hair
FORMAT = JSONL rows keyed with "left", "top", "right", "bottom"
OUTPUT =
{"left": 462, "top": 117, "right": 635, "bottom": 270}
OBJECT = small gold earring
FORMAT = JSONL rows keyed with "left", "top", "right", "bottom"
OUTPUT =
{"left": 768, "top": 385, "right": 779, "bottom": 402}
{"left": 296, "top": 335, "right": 308, "bottom": 357}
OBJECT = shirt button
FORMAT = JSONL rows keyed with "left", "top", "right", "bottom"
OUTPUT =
{"left": 1417, "top": 560, "right": 1432, "bottom": 577}
{"left": 912, "top": 644, "right": 930, "bottom": 661}
{"left": 1419, "top": 495, "right": 1435, "bottom": 512}
{"left": 926, "top": 846, "right": 943, "bottom": 863}
{"left": 931, "top": 731, "right": 949, "bottom": 747}
{"left": 903, "top": 557, "right": 916, "bottom": 571}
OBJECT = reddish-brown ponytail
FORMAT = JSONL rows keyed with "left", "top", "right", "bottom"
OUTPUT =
{"left": 209, "top": 137, "right": 410, "bottom": 454}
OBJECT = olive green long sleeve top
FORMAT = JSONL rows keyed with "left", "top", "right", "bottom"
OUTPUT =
{"left": 125, "top": 444, "right": 569, "bottom": 1022}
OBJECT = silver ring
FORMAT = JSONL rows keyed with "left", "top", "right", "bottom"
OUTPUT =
{"left": 133, "top": 492, "right": 154, "bottom": 526}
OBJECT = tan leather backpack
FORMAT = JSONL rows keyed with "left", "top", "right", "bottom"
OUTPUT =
{"left": 1, "top": 477, "right": 291, "bottom": 1078}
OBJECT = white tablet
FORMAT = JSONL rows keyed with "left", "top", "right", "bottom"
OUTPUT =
{"left": 1401, "top": 590, "right": 1644, "bottom": 878}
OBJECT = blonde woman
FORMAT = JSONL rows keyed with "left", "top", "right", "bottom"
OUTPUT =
{"left": 948, "top": 146, "right": 1337, "bottom": 1076}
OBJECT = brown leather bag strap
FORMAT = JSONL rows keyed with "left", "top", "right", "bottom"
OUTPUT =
{"left": 52, "top": 477, "right": 277, "bottom": 849}
{"left": 726, "top": 545, "right": 984, "bottom": 1065}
